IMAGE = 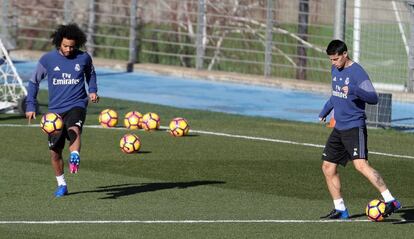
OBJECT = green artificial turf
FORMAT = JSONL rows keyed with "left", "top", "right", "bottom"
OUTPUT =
{"left": 0, "top": 93, "right": 413, "bottom": 238}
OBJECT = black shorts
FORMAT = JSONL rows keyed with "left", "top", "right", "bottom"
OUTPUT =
{"left": 48, "top": 107, "right": 86, "bottom": 150}
{"left": 321, "top": 126, "right": 368, "bottom": 166}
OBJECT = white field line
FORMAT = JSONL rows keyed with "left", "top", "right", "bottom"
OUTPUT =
{"left": 190, "top": 129, "right": 414, "bottom": 160}
{"left": 0, "top": 219, "right": 393, "bottom": 224}
{"left": 2, "top": 123, "right": 414, "bottom": 160}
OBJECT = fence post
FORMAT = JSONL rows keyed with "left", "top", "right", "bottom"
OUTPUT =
{"left": 407, "top": 1, "right": 414, "bottom": 92}
{"left": 63, "top": 0, "right": 72, "bottom": 24}
{"left": 352, "top": 0, "right": 361, "bottom": 62}
{"left": 264, "top": 0, "right": 273, "bottom": 77}
{"left": 196, "top": 0, "right": 206, "bottom": 70}
{"left": 1, "top": 0, "right": 9, "bottom": 42}
{"left": 0, "top": 0, "right": 15, "bottom": 49}
{"left": 334, "top": 0, "right": 346, "bottom": 40}
{"left": 86, "top": 0, "right": 95, "bottom": 56}
{"left": 127, "top": 0, "right": 138, "bottom": 72}
{"left": 296, "top": 0, "right": 309, "bottom": 80}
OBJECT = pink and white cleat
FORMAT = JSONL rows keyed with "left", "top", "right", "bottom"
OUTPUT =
{"left": 69, "top": 152, "right": 80, "bottom": 174}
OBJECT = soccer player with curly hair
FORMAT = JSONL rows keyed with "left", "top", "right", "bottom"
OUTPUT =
{"left": 26, "top": 23, "right": 99, "bottom": 197}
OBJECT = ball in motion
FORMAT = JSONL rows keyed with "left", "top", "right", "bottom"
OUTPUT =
{"left": 124, "top": 111, "right": 143, "bottom": 129}
{"left": 365, "top": 199, "right": 386, "bottom": 222}
{"left": 169, "top": 117, "right": 190, "bottom": 137}
{"left": 40, "top": 112, "right": 63, "bottom": 135}
{"left": 142, "top": 112, "right": 160, "bottom": 131}
{"left": 99, "top": 109, "right": 118, "bottom": 128}
{"left": 119, "top": 133, "right": 141, "bottom": 154}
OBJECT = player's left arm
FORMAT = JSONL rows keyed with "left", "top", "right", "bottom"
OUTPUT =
{"left": 84, "top": 55, "right": 99, "bottom": 103}
{"left": 356, "top": 80, "right": 378, "bottom": 104}
{"left": 343, "top": 69, "right": 378, "bottom": 104}
{"left": 345, "top": 80, "right": 378, "bottom": 104}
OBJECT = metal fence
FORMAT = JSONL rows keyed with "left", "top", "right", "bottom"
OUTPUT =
{"left": 1, "top": 0, "right": 414, "bottom": 127}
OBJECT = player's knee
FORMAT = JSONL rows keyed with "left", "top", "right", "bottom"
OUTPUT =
{"left": 50, "top": 149, "right": 62, "bottom": 161}
{"left": 322, "top": 162, "right": 335, "bottom": 176}
{"left": 68, "top": 128, "right": 80, "bottom": 146}
{"left": 353, "top": 159, "right": 368, "bottom": 172}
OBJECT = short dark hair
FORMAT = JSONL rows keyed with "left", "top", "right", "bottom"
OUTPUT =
{"left": 51, "top": 23, "right": 87, "bottom": 49}
{"left": 326, "top": 39, "right": 348, "bottom": 55}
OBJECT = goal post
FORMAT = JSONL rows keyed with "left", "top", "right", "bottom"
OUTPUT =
{"left": 407, "top": 0, "right": 414, "bottom": 92}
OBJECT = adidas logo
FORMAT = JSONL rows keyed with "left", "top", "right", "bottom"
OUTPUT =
{"left": 353, "top": 148, "right": 358, "bottom": 156}
{"left": 75, "top": 120, "right": 83, "bottom": 127}
{"left": 53, "top": 66, "right": 61, "bottom": 71}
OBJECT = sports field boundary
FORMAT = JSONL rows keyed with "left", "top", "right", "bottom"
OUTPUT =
{"left": 1, "top": 123, "right": 413, "bottom": 160}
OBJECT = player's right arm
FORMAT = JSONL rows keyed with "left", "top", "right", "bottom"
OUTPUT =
{"left": 26, "top": 61, "right": 47, "bottom": 123}
{"left": 319, "top": 97, "right": 333, "bottom": 122}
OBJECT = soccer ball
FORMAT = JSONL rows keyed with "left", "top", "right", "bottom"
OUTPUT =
{"left": 169, "top": 117, "right": 190, "bottom": 137}
{"left": 99, "top": 109, "right": 118, "bottom": 128}
{"left": 40, "top": 112, "right": 63, "bottom": 135}
{"left": 366, "top": 199, "right": 386, "bottom": 222}
{"left": 119, "top": 133, "right": 141, "bottom": 154}
{"left": 124, "top": 111, "right": 143, "bottom": 129}
{"left": 142, "top": 112, "right": 160, "bottom": 131}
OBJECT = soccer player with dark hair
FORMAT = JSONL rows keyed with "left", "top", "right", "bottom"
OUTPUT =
{"left": 26, "top": 23, "right": 99, "bottom": 197}
{"left": 319, "top": 39, "right": 401, "bottom": 219}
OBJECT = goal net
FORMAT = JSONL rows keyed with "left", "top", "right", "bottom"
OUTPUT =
{"left": 0, "top": 38, "right": 27, "bottom": 113}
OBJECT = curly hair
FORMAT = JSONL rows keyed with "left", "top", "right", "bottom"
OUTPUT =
{"left": 51, "top": 23, "right": 87, "bottom": 49}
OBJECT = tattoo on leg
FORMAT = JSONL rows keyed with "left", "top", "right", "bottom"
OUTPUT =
{"left": 372, "top": 170, "right": 386, "bottom": 187}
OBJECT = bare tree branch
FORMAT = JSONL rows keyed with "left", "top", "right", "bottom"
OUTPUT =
{"left": 166, "top": 0, "right": 322, "bottom": 70}
{"left": 232, "top": 16, "right": 324, "bottom": 53}
{"left": 244, "top": 24, "right": 297, "bottom": 67}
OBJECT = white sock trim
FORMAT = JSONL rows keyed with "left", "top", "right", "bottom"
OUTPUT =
{"left": 56, "top": 174, "right": 67, "bottom": 186}
{"left": 333, "top": 198, "right": 346, "bottom": 211}
{"left": 381, "top": 189, "right": 395, "bottom": 203}
{"left": 71, "top": 151, "right": 80, "bottom": 155}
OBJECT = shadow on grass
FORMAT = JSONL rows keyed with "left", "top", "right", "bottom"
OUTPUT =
{"left": 0, "top": 114, "right": 25, "bottom": 120}
{"left": 350, "top": 206, "right": 414, "bottom": 224}
{"left": 70, "top": 180, "right": 225, "bottom": 199}
{"left": 136, "top": 150, "right": 151, "bottom": 154}
{"left": 393, "top": 206, "right": 414, "bottom": 224}
{"left": 349, "top": 213, "right": 365, "bottom": 219}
